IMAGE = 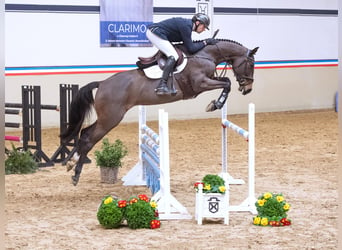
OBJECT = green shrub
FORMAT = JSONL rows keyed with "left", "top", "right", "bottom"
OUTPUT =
{"left": 201, "top": 174, "right": 226, "bottom": 193}
{"left": 5, "top": 144, "right": 38, "bottom": 174}
{"left": 96, "top": 194, "right": 160, "bottom": 230}
{"left": 97, "top": 196, "right": 125, "bottom": 229}
{"left": 94, "top": 138, "right": 128, "bottom": 168}
{"left": 125, "top": 195, "right": 158, "bottom": 229}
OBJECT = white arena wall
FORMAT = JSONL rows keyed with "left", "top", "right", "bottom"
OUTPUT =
{"left": 5, "top": 0, "right": 338, "bottom": 127}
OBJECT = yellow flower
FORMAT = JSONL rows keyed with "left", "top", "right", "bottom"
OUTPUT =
{"left": 260, "top": 217, "right": 268, "bottom": 226}
{"left": 253, "top": 216, "right": 261, "bottom": 225}
{"left": 104, "top": 196, "right": 113, "bottom": 205}
{"left": 204, "top": 184, "right": 211, "bottom": 190}
{"left": 150, "top": 201, "right": 158, "bottom": 208}
{"left": 283, "top": 203, "right": 291, "bottom": 211}
{"left": 218, "top": 186, "right": 226, "bottom": 193}
{"left": 276, "top": 195, "right": 284, "bottom": 202}
{"left": 257, "top": 199, "right": 266, "bottom": 206}
{"left": 263, "top": 192, "right": 272, "bottom": 199}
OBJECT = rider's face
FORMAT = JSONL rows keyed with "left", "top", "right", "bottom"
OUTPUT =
{"left": 195, "top": 22, "right": 206, "bottom": 33}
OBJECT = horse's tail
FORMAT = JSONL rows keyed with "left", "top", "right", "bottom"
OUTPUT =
{"left": 60, "top": 81, "right": 99, "bottom": 142}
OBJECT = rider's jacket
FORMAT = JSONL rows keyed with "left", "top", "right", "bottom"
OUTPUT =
{"left": 148, "top": 17, "right": 205, "bottom": 54}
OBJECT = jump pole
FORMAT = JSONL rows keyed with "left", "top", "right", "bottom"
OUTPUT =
{"left": 221, "top": 102, "right": 256, "bottom": 214}
{"left": 4, "top": 135, "right": 22, "bottom": 142}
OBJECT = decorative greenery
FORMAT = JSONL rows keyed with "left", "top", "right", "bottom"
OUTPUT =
{"left": 253, "top": 192, "right": 291, "bottom": 227}
{"left": 194, "top": 174, "right": 226, "bottom": 194}
{"left": 97, "top": 194, "right": 160, "bottom": 230}
{"left": 94, "top": 138, "right": 128, "bottom": 168}
{"left": 97, "top": 196, "right": 125, "bottom": 229}
{"left": 5, "top": 144, "right": 38, "bottom": 174}
{"left": 125, "top": 194, "right": 160, "bottom": 229}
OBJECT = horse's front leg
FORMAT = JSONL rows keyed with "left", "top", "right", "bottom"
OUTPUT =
{"left": 204, "top": 77, "right": 231, "bottom": 112}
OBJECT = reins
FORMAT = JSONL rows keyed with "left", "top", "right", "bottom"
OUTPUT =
{"left": 184, "top": 39, "right": 254, "bottom": 85}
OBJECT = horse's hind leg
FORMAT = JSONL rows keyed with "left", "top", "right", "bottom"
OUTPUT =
{"left": 66, "top": 124, "right": 95, "bottom": 172}
{"left": 69, "top": 122, "right": 98, "bottom": 185}
{"left": 71, "top": 114, "right": 126, "bottom": 185}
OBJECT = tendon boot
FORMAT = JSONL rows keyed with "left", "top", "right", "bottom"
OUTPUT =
{"left": 155, "top": 56, "right": 176, "bottom": 96}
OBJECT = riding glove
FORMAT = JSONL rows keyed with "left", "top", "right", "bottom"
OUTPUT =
{"left": 204, "top": 38, "right": 218, "bottom": 45}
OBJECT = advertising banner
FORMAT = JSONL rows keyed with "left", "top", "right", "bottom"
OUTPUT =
{"left": 100, "top": 0, "right": 153, "bottom": 47}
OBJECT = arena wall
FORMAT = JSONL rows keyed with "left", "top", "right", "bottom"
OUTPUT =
{"left": 5, "top": 0, "right": 338, "bottom": 126}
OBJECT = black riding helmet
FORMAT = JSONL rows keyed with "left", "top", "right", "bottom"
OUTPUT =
{"left": 192, "top": 13, "right": 210, "bottom": 30}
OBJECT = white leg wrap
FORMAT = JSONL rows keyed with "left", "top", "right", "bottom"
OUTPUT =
{"left": 72, "top": 152, "right": 80, "bottom": 162}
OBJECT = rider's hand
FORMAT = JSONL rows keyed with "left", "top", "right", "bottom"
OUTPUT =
{"left": 204, "top": 38, "right": 218, "bottom": 45}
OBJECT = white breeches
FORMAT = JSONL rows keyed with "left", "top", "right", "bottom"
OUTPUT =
{"left": 146, "top": 29, "right": 179, "bottom": 61}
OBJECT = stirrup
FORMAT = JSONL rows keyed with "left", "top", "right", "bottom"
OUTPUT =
{"left": 155, "top": 82, "right": 170, "bottom": 96}
{"left": 170, "top": 87, "right": 177, "bottom": 96}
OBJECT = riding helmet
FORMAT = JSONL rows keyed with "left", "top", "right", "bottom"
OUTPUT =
{"left": 192, "top": 13, "right": 210, "bottom": 30}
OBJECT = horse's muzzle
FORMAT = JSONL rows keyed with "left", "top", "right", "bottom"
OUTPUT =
{"left": 239, "top": 82, "right": 253, "bottom": 95}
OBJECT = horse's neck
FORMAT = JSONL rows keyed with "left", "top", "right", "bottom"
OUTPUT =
{"left": 201, "top": 42, "right": 246, "bottom": 64}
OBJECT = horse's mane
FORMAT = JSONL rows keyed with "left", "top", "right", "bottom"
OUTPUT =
{"left": 193, "top": 38, "right": 244, "bottom": 47}
{"left": 175, "top": 38, "right": 244, "bottom": 55}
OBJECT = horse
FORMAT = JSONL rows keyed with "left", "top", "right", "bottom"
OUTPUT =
{"left": 61, "top": 38, "right": 259, "bottom": 185}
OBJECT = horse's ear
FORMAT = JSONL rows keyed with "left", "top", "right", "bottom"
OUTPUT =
{"left": 249, "top": 47, "right": 259, "bottom": 56}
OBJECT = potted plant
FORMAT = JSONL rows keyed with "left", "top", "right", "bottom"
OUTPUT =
{"left": 194, "top": 174, "right": 229, "bottom": 225}
{"left": 94, "top": 138, "right": 128, "bottom": 184}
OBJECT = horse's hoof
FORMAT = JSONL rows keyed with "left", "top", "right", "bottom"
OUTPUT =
{"left": 66, "top": 161, "right": 74, "bottom": 172}
{"left": 71, "top": 176, "right": 79, "bottom": 186}
{"left": 206, "top": 100, "right": 217, "bottom": 112}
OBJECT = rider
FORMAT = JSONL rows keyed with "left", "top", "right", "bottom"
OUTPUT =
{"left": 146, "top": 13, "right": 217, "bottom": 96}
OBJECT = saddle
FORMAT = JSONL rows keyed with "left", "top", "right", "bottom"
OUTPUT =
{"left": 136, "top": 47, "right": 184, "bottom": 70}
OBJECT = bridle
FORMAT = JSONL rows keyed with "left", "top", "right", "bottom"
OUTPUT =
{"left": 231, "top": 54, "right": 255, "bottom": 88}
{"left": 214, "top": 45, "right": 254, "bottom": 90}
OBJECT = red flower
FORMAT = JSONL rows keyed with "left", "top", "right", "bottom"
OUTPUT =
{"left": 138, "top": 194, "right": 149, "bottom": 202}
{"left": 280, "top": 218, "right": 287, "bottom": 224}
{"left": 194, "top": 182, "right": 204, "bottom": 188}
{"left": 129, "top": 197, "right": 138, "bottom": 204}
{"left": 150, "top": 219, "right": 161, "bottom": 229}
{"left": 284, "top": 220, "right": 291, "bottom": 226}
{"left": 118, "top": 200, "right": 127, "bottom": 208}
{"left": 280, "top": 217, "right": 291, "bottom": 226}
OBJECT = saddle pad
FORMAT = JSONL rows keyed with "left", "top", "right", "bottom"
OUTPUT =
{"left": 143, "top": 55, "right": 188, "bottom": 79}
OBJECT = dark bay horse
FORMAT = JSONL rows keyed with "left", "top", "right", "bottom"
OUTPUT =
{"left": 61, "top": 39, "right": 258, "bottom": 185}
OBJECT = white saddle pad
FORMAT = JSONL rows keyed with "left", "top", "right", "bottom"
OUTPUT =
{"left": 143, "top": 55, "right": 188, "bottom": 79}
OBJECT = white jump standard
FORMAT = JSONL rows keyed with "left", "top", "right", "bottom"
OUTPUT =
{"left": 122, "top": 106, "right": 191, "bottom": 220}
{"left": 221, "top": 103, "right": 257, "bottom": 214}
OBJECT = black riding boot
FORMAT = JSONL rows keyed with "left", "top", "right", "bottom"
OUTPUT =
{"left": 155, "top": 56, "right": 176, "bottom": 96}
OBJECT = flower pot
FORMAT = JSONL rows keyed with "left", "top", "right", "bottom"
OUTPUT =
{"left": 100, "top": 167, "right": 119, "bottom": 184}
{"left": 195, "top": 184, "right": 229, "bottom": 225}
